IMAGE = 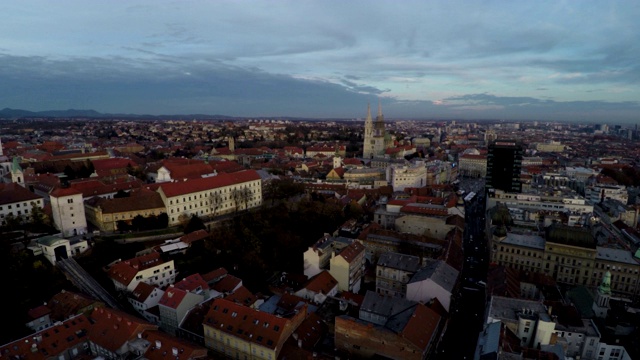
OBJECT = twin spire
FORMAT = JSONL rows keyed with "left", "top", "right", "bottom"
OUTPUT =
{"left": 365, "top": 100, "right": 383, "bottom": 122}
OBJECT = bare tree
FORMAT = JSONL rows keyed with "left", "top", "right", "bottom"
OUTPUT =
{"left": 210, "top": 192, "right": 223, "bottom": 217}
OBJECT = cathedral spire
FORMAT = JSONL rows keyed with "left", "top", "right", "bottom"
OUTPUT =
{"left": 366, "top": 103, "right": 372, "bottom": 123}
{"left": 377, "top": 100, "right": 383, "bottom": 117}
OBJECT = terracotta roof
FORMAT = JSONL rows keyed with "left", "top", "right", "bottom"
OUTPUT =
{"left": 107, "top": 252, "right": 165, "bottom": 286}
{"left": 337, "top": 242, "right": 365, "bottom": 263}
{"left": 27, "top": 305, "right": 51, "bottom": 320}
{"left": 174, "top": 274, "right": 208, "bottom": 293}
{"left": 49, "top": 186, "right": 83, "bottom": 198}
{"left": 47, "top": 290, "right": 103, "bottom": 321}
{"left": 164, "top": 162, "right": 215, "bottom": 180}
{"left": 159, "top": 287, "right": 188, "bottom": 309}
{"left": 131, "top": 282, "right": 159, "bottom": 303}
{"left": 202, "top": 267, "right": 228, "bottom": 283}
{"left": 89, "top": 307, "right": 157, "bottom": 352}
{"left": 88, "top": 189, "right": 165, "bottom": 214}
{"left": 69, "top": 178, "right": 143, "bottom": 198}
{"left": 0, "top": 315, "right": 90, "bottom": 360}
{"left": 212, "top": 274, "right": 242, "bottom": 293}
{"left": 0, "top": 183, "right": 41, "bottom": 205}
{"left": 304, "top": 270, "right": 338, "bottom": 294}
{"left": 180, "top": 229, "right": 209, "bottom": 244}
{"left": 224, "top": 286, "right": 257, "bottom": 307}
{"left": 158, "top": 170, "right": 260, "bottom": 198}
{"left": 204, "top": 298, "right": 294, "bottom": 350}
{"left": 141, "top": 330, "right": 208, "bottom": 360}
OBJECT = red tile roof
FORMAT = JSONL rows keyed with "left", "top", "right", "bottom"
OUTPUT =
{"left": 140, "top": 330, "right": 208, "bottom": 360}
{"left": 158, "top": 170, "right": 260, "bottom": 198}
{"left": 180, "top": 229, "right": 209, "bottom": 244}
{"left": 89, "top": 307, "right": 157, "bottom": 352}
{"left": 202, "top": 267, "right": 228, "bottom": 283}
{"left": 47, "top": 290, "right": 103, "bottom": 321}
{"left": 212, "top": 274, "right": 242, "bottom": 293}
{"left": 337, "top": 242, "right": 364, "bottom": 264}
{"left": 49, "top": 186, "right": 83, "bottom": 198}
{"left": 159, "top": 287, "right": 188, "bottom": 309}
{"left": 107, "top": 252, "right": 164, "bottom": 286}
{"left": 131, "top": 282, "right": 159, "bottom": 303}
{"left": 27, "top": 305, "right": 51, "bottom": 320}
{"left": 0, "top": 183, "right": 41, "bottom": 205}
{"left": 224, "top": 286, "right": 257, "bottom": 307}
{"left": 304, "top": 271, "right": 338, "bottom": 294}
{"left": 174, "top": 274, "right": 208, "bottom": 293}
{"left": 0, "top": 315, "right": 90, "bottom": 360}
{"left": 400, "top": 302, "right": 442, "bottom": 351}
{"left": 204, "top": 298, "right": 297, "bottom": 350}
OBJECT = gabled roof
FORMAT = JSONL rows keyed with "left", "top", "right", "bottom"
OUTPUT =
{"left": 27, "top": 305, "right": 51, "bottom": 320}
{"left": 131, "top": 282, "right": 160, "bottom": 303}
{"left": 409, "top": 260, "right": 459, "bottom": 293}
{"left": 212, "top": 274, "right": 242, "bottom": 293}
{"left": 0, "top": 183, "right": 41, "bottom": 205}
{"left": 0, "top": 315, "right": 90, "bottom": 360}
{"left": 89, "top": 307, "right": 157, "bottom": 352}
{"left": 202, "top": 267, "right": 228, "bottom": 283}
{"left": 203, "top": 298, "right": 296, "bottom": 350}
{"left": 224, "top": 286, "right": 257, "bottom": 307}
{"left": 158, "top": 170, "right": 260, "bottom": 198}
{"left": 336, "top": 242, "right": 364, "bottom": 264}
{"left": 107, "top": 252, "right": 165, "bottom": 286}
{"left": 174, "top": 274, "right": 208, "bottom": 293}
{"left": 47, "top": 290, "right": 103, "bottom": 321}
{"left": 303, "top": 270, "right": 338, "bottom": 294}
{"left": 180, "top": 229, "right": 209, "bottom": 244}
{"left": 140, "top": 330, "right": 208, "bottom": 360}
{"left": 159, "top": 287, "right": 189, "bottom": 310}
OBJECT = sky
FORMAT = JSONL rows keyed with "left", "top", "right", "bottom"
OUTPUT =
{"left": 1, "top": 1, "right": 639, "bottom": 123}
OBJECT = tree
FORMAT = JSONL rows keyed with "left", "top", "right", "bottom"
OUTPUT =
{"left": 210, "top": 192, "right": 223, "bottom": 217}
{"left": 184, "top": 215, "right": 206, "bottom": 234}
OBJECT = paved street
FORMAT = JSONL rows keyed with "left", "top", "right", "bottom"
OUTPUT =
{"left": 437, "top": 178, "right": 488, "bottom": 359}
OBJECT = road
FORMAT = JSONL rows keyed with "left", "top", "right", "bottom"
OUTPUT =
{"left": 57, "top": 257, "right": 122, "bottom": 310}
{"left": 436, "top": 179, "right": 488, "bottom": 359}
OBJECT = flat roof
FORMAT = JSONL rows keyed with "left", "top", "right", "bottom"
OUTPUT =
{"left": 502, "top": 233, "right": 546, "bottom": 250}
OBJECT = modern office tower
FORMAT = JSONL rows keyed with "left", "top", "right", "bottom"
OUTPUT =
{"left": 485, "top": 140, "right": 523, "bottom": 193}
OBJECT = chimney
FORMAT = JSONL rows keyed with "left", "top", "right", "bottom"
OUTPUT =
{"left": 172, "top": 348, "right": 178, "bottom": 356}
{"left": 155, "top": 340, "right": 162, "bottom": 349}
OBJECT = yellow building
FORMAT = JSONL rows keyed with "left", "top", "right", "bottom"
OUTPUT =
{"left": 329, "top": 242, "right": 366, "bottom": 293}
{"left": 203, "top": 298, "right": 306, "bottom": 359}
{"left": 84, "top": 190, "right": 166, "bottom": 231}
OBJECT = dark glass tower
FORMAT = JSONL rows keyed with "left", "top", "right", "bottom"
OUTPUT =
{"left": 485, "top": 140, "right": 523, "bottom": 192}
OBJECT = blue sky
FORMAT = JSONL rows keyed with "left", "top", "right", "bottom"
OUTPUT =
{"left": 1, "top": 1, "right": 639, "bottom": 122}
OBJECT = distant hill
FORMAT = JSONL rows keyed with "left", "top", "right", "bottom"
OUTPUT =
{"left": 0, "top": 107, "right": 243, "bottom": 120}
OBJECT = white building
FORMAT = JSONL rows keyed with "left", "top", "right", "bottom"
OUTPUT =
{"left": 406, "top": 260, "right": 459, "bottom": 312}
{"left": 107, "top": 252, "right": 176, "bottom": 292}
{"left": 158, "top": 170, "right": 262, "bottom": 226}
{"left": 0, "top": 183, "right": 44, "bottom": 226}
{"left": 30, "top": 234, "right": 89, "bottom": 265}
{"left": 585, "top": 184, "right": 628, "bottom": 205}
{"left": 50, "top": 187, "right": 88, "bottom": 237}
{"left": 128, "top": 282, "right": 165, "bottom": 324}
{"left": 387, "top": 162, "right": 427, "bottom": 192}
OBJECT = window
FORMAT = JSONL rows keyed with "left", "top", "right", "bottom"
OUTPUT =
{"left": 67, "top": 199, "right": 73, "bottom": 204}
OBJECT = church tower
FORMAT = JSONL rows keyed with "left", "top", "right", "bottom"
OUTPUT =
{"left": 11, "top": 157, "right": 24, "bottom": 187}
{"left": 363, "top": 103, "right": 375, "bottom": 159}
{"left": 592, "top": 271, "right": 612, "bottom": 318}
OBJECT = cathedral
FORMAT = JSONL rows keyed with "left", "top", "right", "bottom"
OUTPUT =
{"left": 362, "top": 103, "right": 392, "bottom": 159}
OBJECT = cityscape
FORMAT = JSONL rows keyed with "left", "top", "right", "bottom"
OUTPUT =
{"left": 1, "top": 111, "right": 639, "bottom": 360}
{"left": 2, "top": 1, "right": 640, "bottom": 360}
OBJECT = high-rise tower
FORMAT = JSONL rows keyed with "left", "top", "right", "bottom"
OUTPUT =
{"left": 485, "top": 140, "right": 523, "bottom": 193}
